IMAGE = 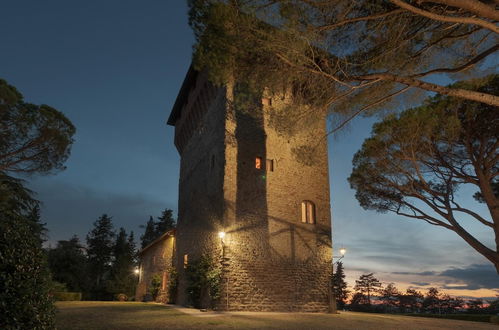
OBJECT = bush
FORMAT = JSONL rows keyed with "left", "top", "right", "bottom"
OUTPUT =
{"left": 149, "top": 274, "right": 162, "bottom": 301}
{"left": 168, "top": 267, "right": 178, "bottom": 304}
{"left": 0, "top": 208, "right": 55, "bottom": 328}
{"left": 53, "top": 292, "right": 82, "bottom": 301}
{"left": 185, "top": 255, "right": 221, "bottom": 309}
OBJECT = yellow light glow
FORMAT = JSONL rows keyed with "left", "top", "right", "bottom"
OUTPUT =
{"left": 339, "top": 248, "right": 346, "bottom": 256}
{"left": 134, "top": 268, "right": 139, "bottom": 275}
{"left": 218, "top": 231, "right": 226, "bottom": 239}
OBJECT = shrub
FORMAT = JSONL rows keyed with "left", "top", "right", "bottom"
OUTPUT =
{"left": 53, "top": 292, "right": 82, "bottom": 301}
{"left": 168, "top": 267, "right": 178, "bottom": 304}
{"left": 185, "top": 255, "right": 221, "bottom": 309}
{"left": 0, "top": 207, "right": 55, "bottom": 328}
{"left": 149, "top": 274, "right": 162, "bottom": 301}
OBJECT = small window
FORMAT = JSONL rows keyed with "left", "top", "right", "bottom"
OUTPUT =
{"left": 266, "top": 159, "right": 274, "bottom": 172}
{"left": 261, "top": 97, "right": 272, "bottom": 106}
{"left": 255, "top": 157, "right": 262, "bottom": 169}
{"left": 301, "top": 201, "right": 316, "bottom": 224}
{"left": 183, "top": 254, "right": 189, "bottom": 269}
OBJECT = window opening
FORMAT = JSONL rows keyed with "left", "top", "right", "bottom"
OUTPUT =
{"left": 255, "top": 157, "right": 262, "bottom": 169}
{"left": 183, "top": 254, "right": 189, "bottom": 269}
{"left": 266, "top": 159, "right": 274, "bottom": 172}
{"left": 301, "top": 201, "right": 316, "bottom": 224}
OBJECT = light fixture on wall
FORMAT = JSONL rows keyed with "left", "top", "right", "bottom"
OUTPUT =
{"left": 218, "top": 231, "right": 226, "bottom": 239}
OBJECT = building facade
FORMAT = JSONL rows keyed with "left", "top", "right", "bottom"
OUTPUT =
{"left": 138, "top": 65, "right": 333, "bottom": 312}
{"left": 167, "top": 65, "right": 333, "bottom": 312}
{"left": 135, "top": 231, "right": 175, "bottom": 303}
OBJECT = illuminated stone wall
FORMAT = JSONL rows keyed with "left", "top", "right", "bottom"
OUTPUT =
{"left": 135, "top": 234, "right": 175, "bottom": 303}
{"left": 170, "top": 70, "right": 332, "bottom": 311}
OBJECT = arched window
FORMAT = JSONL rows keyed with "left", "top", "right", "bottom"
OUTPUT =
{"left": 301, "top": 201, "right": 316, "bottom": 224}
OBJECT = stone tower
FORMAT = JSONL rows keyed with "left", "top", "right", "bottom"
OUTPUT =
{"left": 167, "top": 66, "right": 332, "bottom": 312}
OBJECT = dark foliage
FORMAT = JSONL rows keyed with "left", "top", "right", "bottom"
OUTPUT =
{"left": 48, "top": 235, "right": 87, "bottom": 292}
{"left": 0, "top": 175, "right": 55, "bottom": 329}
{"left": 0, "top": 79, "right": 75, "bottom": 175}
{"left": 86, "top": 214, "right": 115, "bottom": 300}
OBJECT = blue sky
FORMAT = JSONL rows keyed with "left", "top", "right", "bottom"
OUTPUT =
{"left": 1, "top": 0, "right": 497, "bottom": 298}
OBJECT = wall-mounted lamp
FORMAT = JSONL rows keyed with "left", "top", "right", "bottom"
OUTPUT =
{"left": 134, "top": 267, "right": 139, "bottom": 275}
{"left": 218, "top": 231, "right": 226, "bottom": 239}
{"left": 339, "top": 248, "right": 346, "bottom": 256}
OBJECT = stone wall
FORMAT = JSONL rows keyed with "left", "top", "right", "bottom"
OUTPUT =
{"left": 218, "top": 88, "right": 332, "bottom": 311}
{"left": 171, "top": 73, "right": 332, "bottom": 312}
{"left": 135, "top": 234, "right": 175, "bottom": 303}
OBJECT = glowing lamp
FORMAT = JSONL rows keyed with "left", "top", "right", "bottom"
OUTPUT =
{"left": 134, "top": 268, "right": 140, "bottom": 275}
{"left": 218, "top": 231, "right": 226, "bottom": 239}
{"left": 339, "top": 248, "right": 346, "bottom": 256}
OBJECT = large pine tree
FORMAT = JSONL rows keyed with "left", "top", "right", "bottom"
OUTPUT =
{"left": 106, "top": 228, "right": 137, "bottom": 299}
{"left": 86, "top": 214, "right": 114, "bottom": 300}
{"left": 155, "top": 208, "right": 176, "bottom": 235}
{"left": 140, "top": 216, "right": 156, "bottom": 249}
{"left": 332, "top": 261, "right": 349, "bottom": 309}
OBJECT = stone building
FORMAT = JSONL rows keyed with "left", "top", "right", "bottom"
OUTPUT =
{"left": 135, "top": 231, "right": 175, "bottom": 303}
{"left": 138, "top": 64, "right": 332, "bottom": 311}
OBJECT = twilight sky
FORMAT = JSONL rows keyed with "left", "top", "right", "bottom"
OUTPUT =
{"left": 1, "top": 1, "right": 497, "bottom": 299}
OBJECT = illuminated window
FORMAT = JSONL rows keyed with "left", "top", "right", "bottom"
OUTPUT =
{"left": 261, "top": 97, "right": 272, "bottom": 106}
{"left": 183, "top": 254, "right": 189, "bottom": 269}
{"left": 301, "top": 201, "right": 316, "bottom": 224}
{"left": 255, "top": 157, "right": 262, "bottom": 169}
{"left": 266, "top": 159, "right": 274, "bottom": 172}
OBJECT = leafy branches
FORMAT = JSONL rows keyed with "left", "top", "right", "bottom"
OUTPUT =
{"left": 349, "top": 75, "right": 499, "bottom": 272}
{"left": 0, "top": 79, "right": 75, "bottom": 175}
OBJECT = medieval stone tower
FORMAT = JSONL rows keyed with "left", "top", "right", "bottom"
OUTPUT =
{"left": 167, "top": 65, "right": 332, "bottom": 312}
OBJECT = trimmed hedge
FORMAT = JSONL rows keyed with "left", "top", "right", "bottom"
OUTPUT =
{"left": 53, "top": 292, "right": 82, "bottom": 301}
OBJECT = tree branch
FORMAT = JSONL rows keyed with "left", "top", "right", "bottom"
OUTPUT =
{"left": 390, "top": 0, "right": 499, "bottom": 34}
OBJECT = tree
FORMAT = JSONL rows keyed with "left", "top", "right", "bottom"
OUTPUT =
{"left": 106, "top": 228, "right": 137, "bottom": 299}
{"left": 0, "top": 79, "right": 74, "bottom": 327}
{"left": 187, "top": 0, "right": 499, "bottom": 141}
{"left": 332, "top": 261, "right": 349, "bottom": 309}
{"left": 86, "top": 214, "right": 115, "bottom": 300}
{"left": 398, "top": 288, "right": 423, "bottom": 313}
{"left": 467, "top": 298, "right": 485, "bottom": 313}
{"left": 423, "top": 287, "right": 442, "bottom": 313}
{"left": 354, "top": 273, "right": 382, "bottom": 305}
{"left": 349, "top": 75, "right": 499, "bottom": 272}
{"left": 0, "top": 78, "right": 75, "bottom": 174}
{"left": 155, "top": 208, "right": 176, "bottom": 235}
{"left": 48, "top": 235, "right": 87, "bottom": 292}
{"left": 0, "top": 175, "right": 55, "bottom": 328}
{"left": 381, "top": 283, "right": 400, "bottom": 311}
{"left": 140, "top": 209, "right": 177, "bottom": 249}
{"left": 140, "top": 216, "right": 156, "bottom": 249}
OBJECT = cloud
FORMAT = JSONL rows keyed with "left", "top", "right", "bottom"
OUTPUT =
{"left": 440, "top": 264, "right": 499, "bottom": 290}
{"left": 411, "top": 282, "right": 431, "bottom": 286}
{"left": 28, "top": 179, "right": 175, "bottom": 246}
{"left": 392, "top": 271, "right": 437, "bottom": 276}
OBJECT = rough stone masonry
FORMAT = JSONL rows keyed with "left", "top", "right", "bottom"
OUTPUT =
{"left": 138, "top": 64, "right": 333, "bottom": 312}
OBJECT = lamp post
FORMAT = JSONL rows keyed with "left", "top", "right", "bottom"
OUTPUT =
{"left": 329, "top": 247, "right": 346, "bottom": 313}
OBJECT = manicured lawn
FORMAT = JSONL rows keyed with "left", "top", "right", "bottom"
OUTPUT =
{"left": 56, "top": 302, "right": 497, "bottom": 329}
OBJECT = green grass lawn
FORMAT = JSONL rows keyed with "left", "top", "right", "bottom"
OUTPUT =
{"left": 56, "top": 302, "right": 498, "bottom": 330}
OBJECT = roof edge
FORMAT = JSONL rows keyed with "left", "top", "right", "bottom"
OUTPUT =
{"left": 167, "top": 65, "right": 198, "bottom": 126}
{"left": 138, "top": 229, "right": 176, "bottom": 255}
